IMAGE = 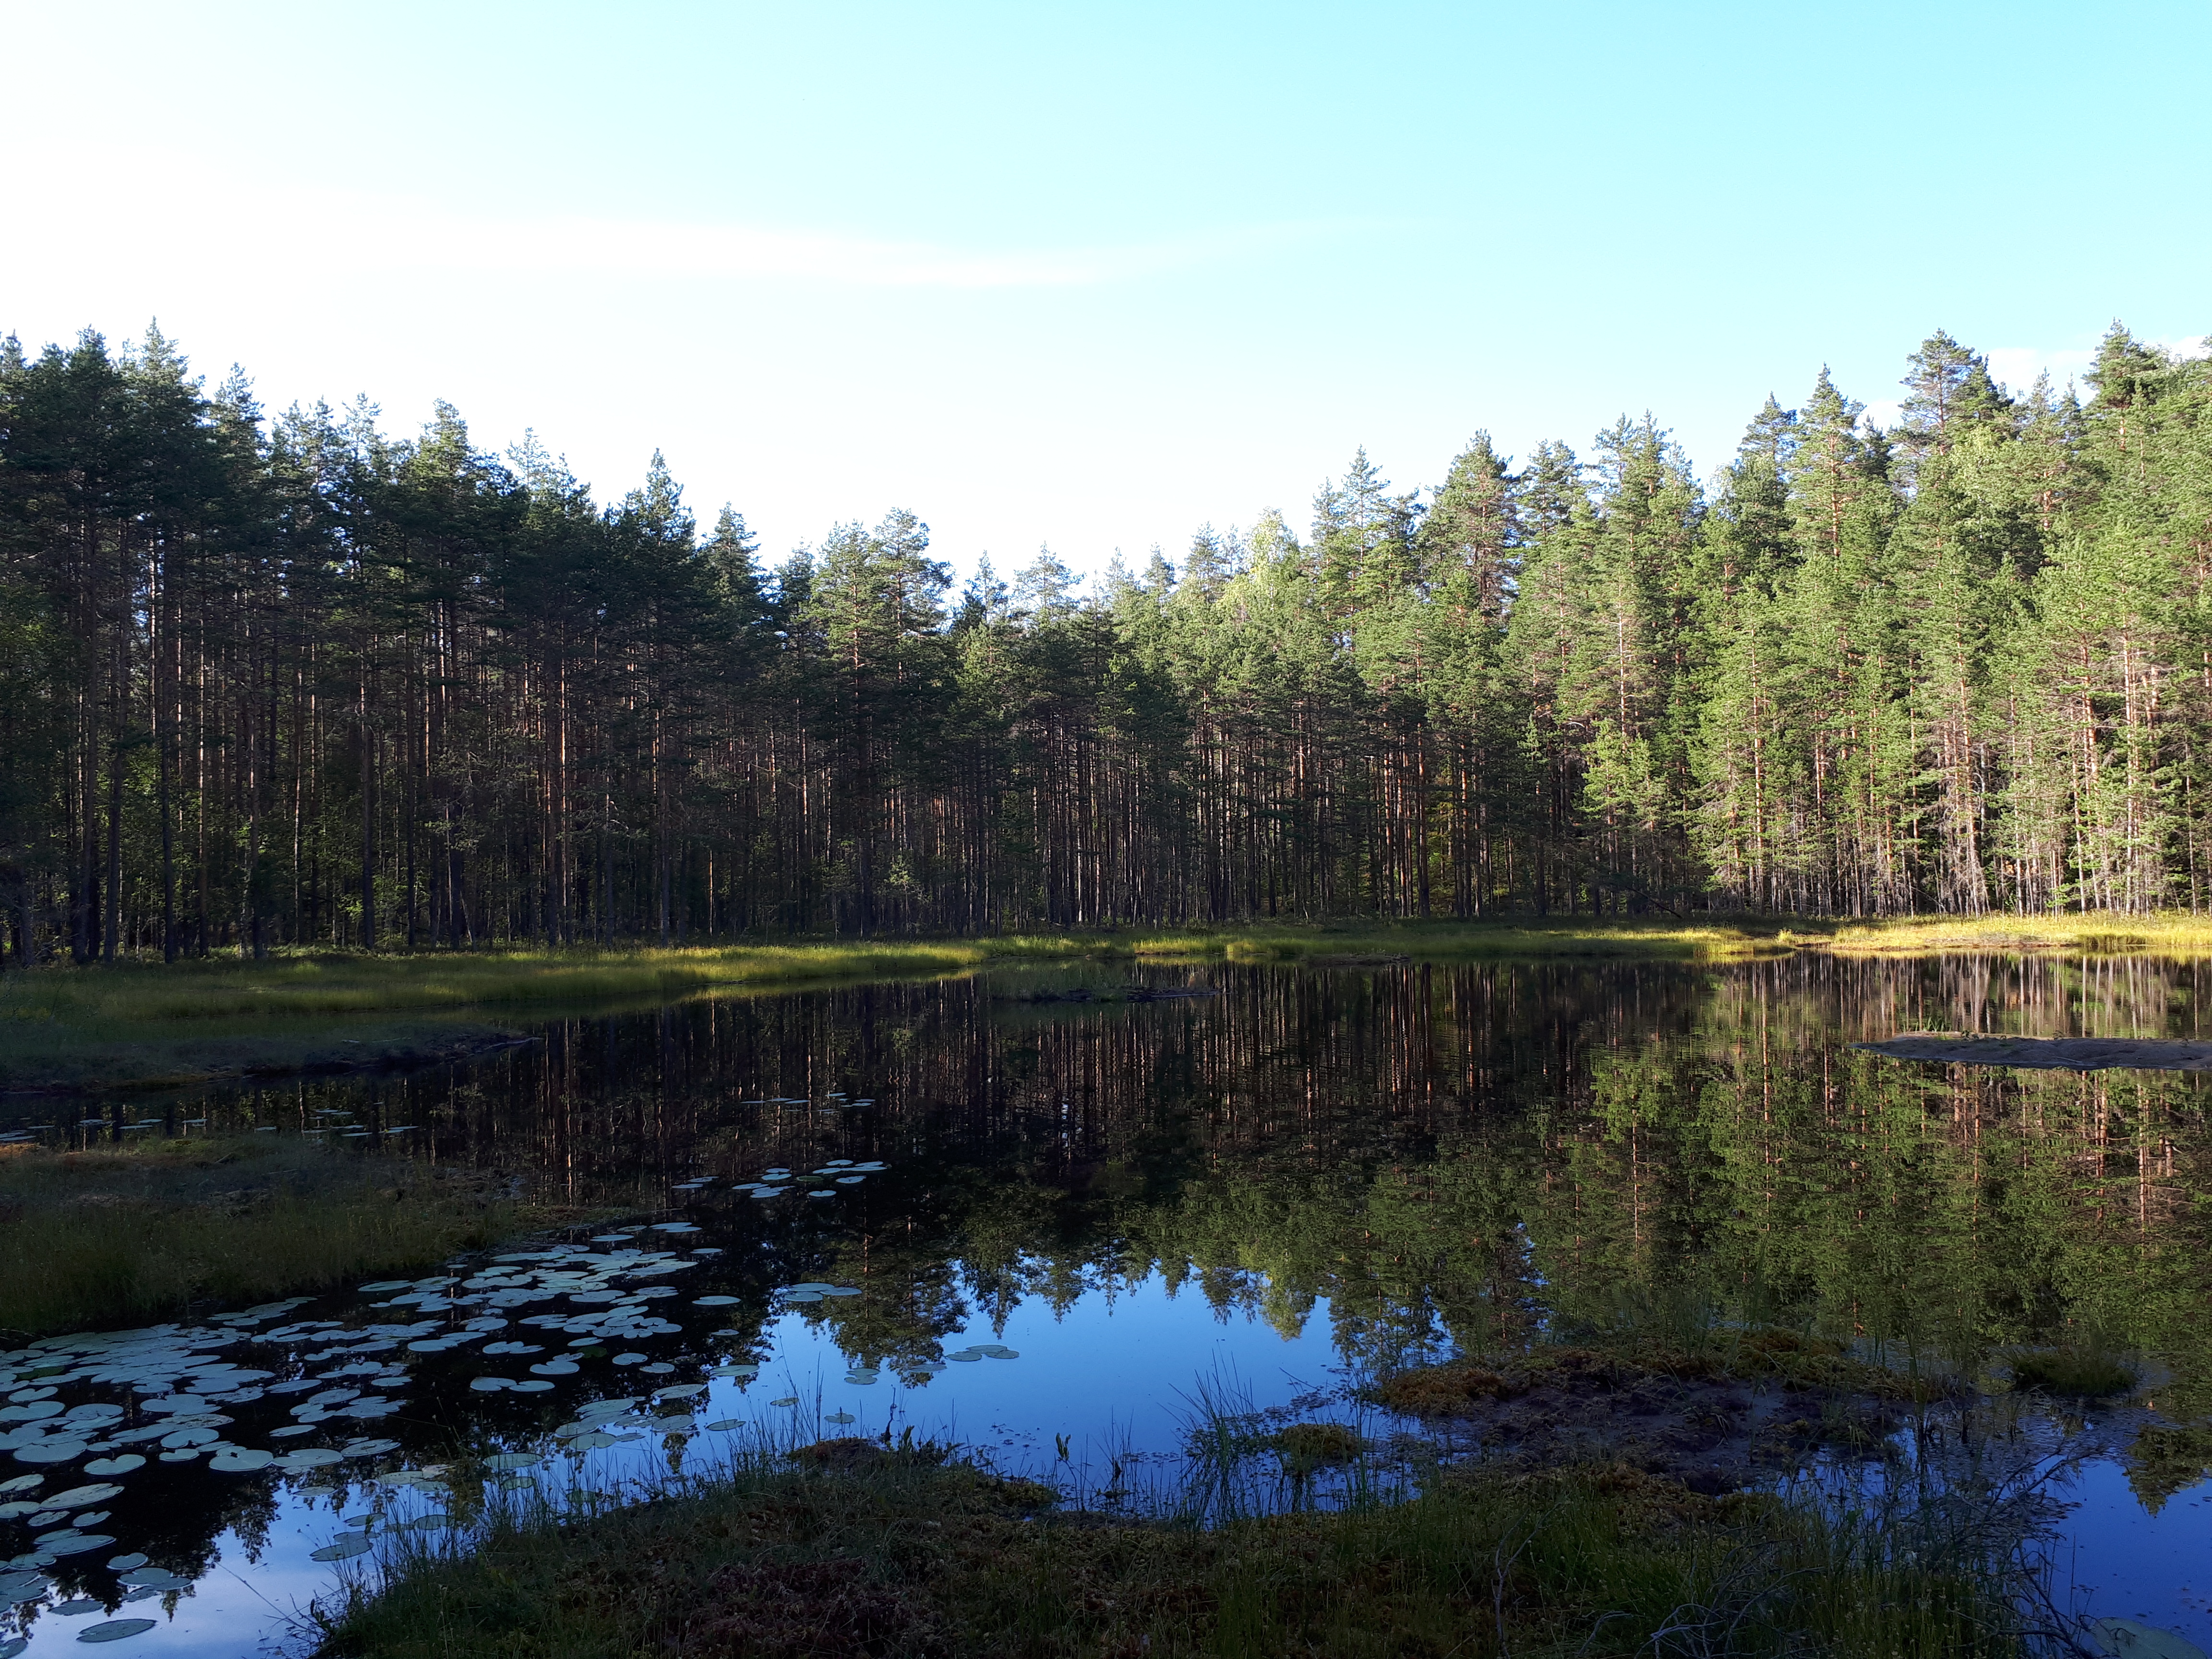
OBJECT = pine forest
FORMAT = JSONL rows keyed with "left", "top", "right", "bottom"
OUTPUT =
{"left": 3, "top": 320, "right": 2210, "bottom": 960}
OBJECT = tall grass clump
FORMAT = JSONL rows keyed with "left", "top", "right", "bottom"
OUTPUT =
{"left": 0, "top": 1133, "right": 592, "bottom": 1333}
{"left": 315, "top": 1430, "right": 2071, "bottom": 1659}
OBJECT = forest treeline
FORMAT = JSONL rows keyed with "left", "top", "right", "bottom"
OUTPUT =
{"left": 1, "top": 321, "right": 2208, "bottom": 958}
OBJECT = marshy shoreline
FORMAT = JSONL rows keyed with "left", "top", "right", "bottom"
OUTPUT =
{"left": 7, "top": 909, "right": 2207, "bottom": 1096}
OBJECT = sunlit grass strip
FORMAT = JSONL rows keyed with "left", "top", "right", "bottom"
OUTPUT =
{"left": 1803, "top": 911, "right": 2212, "bottom": 957}
{"left": 0, "top": 922, "right": 1796, "bottom": 1034}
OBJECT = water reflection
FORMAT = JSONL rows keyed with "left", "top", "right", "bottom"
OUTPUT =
{"left": 1, "top": 952, "right": 2210, "bottom": 1652}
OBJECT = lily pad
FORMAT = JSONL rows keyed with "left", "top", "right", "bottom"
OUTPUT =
{"left": 693, "top": 1296, "right": 740, "bottom": 1307}
{"left": 41, "top": 1532, "right": 114, "bottom": 1555}
{"left": 77, "top": 1621, "right": 158, "bottom": 1643}
{"left": 824, "top": 1411, "right": 855, "bottom": 1425}
{"left": 309, "top": 1533, "right": 373, "bottom": 1562}
{"left": 105, "top": 1553, "right": 148, "bottom": 1571}
{"left": 117, "top": 1570, "right": 189, "bottom": 1592}
{"left": 82, "top": 1456, "right": 143, "bottom": 1476}
{"left": 510, "top": 1379, "right": 554, "bottom": 1392}
{"left": 45, "top": 1486, "right": 121, "bottom": 1507}
{"left": 770, "top": 1397, "right": 800, "bottom": 1407}
{"left": 468, "top": 1377, "right": 513, "bottom": 1392}
{"left": 0, "top": 1570, "right": 42, "bottom": 1602}
{"left": 15, "top": 1442, "right": 87, "bottom": 1464}
{"left": 483, "top": 1453, "right": 541, "bottom": 1471}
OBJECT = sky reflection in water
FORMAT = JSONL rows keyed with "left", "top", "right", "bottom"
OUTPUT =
{"left": 3, "top": 953, "right": 2212, "bottom": 1653}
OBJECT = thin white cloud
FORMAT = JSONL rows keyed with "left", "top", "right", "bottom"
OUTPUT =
{"left": 350, "top": 206, "right": 1297, "bottom": 289}
{"left": 0, "top": 143, "right": 1332, "bottom": 292}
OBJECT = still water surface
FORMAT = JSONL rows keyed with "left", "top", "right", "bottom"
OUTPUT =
{"left": 5, "top": 954, "right": 2212, "bottom": 1654}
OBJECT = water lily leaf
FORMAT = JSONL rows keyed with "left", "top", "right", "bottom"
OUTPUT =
{"left": 14, "top": 1442, "right": 86, "bottom": 1464}
{"left": 78, "top": 1622, "right": 159, "bottom": 1643}
{"left": 693, "top": 1296, "right": 740, "bottom": 1307}
{"left": 0, "top": 1570, "right": 42, "bottom": 1602}
{"left": 823, "top": 1411, "right": 855, "bottom": 1425}
{"left": 0, "top": 1635, "right": 26, "bottom": 1657}
{"left": 44, "top": 1486, "right": 121, "bottom": 1507}
{"left": 339, "top": 1439, "right": 399, "bottom": 1456}
{"left": 483, "top": 1453, "right": 540, "bottom": 1471}
{"left": 41, "top": 1532, "right": 114, "bottom": 1554}
{"left": 468, "top": 1377, "right": 513, "bottom": 1392}
{"left": 705, "top": 1418, "right": 744, "bottom": 1431}
{"left": 117, "top": 1570, "right": 189, "bottom": 1591}
{"left": 769, "top": 1397, "right": 800, "bottom": 1408}
{"left": 309, "top": 1533, "right": 373, "bottom": 1562}
{"left": 105, "top": 1553, "right": 147, "bottom": 1572}
{"left": 510, "top": 1379, "right": 554, "bottom": 1392}
{"left": 82, "top": 1457, "right": 143, "bottom": 1476}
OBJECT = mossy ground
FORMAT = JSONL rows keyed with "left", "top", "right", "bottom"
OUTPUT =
{"left": 316, "top": 1446, "right": 2031, "bottom": 1659}
{"left": 0, "top": 1131, "right": 615, "bottom": 1334}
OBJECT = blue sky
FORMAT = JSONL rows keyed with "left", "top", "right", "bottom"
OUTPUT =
{"left": 6, "top": 0, "right": 2206, "bottom": 581}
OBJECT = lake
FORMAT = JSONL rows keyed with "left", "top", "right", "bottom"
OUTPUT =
{"left": 3, "top": 952, "right": 2211, "bottom": 1655}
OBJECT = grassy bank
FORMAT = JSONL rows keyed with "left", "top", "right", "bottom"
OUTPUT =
{"left": 0, "top": 1131, "right": 613, "bottom": 1334}
{"left": 317, "top": 1444, "right": 2043, "bottom": 1659}
{"left": 8, "top": 912, "right": 2208, "bottom": 1092}
{"left": 0, "top": 924, "right": 1788, "bottom": 1092}
{"left": 1798, "top": 911, "right": 2212, "bottom": 957}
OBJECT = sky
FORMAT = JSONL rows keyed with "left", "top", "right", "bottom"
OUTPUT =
{"left": 5, "top": 0, "right": 2209, "bottom": 584}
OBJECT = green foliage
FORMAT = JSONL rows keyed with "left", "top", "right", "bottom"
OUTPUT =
{"left": 6, "top": 324, "right": 2212, "bottom": 948}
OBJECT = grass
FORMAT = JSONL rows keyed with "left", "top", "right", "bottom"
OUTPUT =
{"left": 14, "top": 907, "right": 2210, "bottom": 1092}
{"left": 314, "top": 1438, "right": 2057, "bottom": 1659}
{"left": 1799, "top": 911, "right": 2212, "bottom": 957}
{"left": 0, "top": 924, "right": 1789, "bottom": 1092}
{"left": 0, "top": 1131, "right": 615, "bottom": 1335}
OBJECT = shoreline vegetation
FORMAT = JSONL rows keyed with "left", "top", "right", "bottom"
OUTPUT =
{"left": 317, "top": 1332, "right": 2062, "bottom": 1659}
{"left": 317, "top": 1458, "right": 2032, "bottom": 1659}
{"left": 0, "top": 1131, "right": 621, "bottom": 1336}
{"left": 8, "top": 913, "right": 2212, "bottom": 1094}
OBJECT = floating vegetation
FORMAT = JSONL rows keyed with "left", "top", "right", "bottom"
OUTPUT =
{"left": 78, "top": 1620, "right": 158, "bottom": 1642}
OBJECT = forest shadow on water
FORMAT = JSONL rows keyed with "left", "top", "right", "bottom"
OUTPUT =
{"left": 3, "top": 951, "right": 2212, "bottom": 1654}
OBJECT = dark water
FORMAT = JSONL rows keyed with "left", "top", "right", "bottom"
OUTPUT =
{"left": 6, "top": 953, "right": 2212, "bottom": 1656}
